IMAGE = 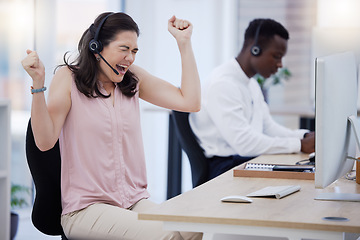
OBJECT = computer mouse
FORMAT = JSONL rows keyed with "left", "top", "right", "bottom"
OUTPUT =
{"left": 220, "top": 195, "right": 253, "bottom": 203}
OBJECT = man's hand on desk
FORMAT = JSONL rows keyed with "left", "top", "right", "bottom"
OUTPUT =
{"left": 301, "top": 131, "right": 315, "bottom": 153}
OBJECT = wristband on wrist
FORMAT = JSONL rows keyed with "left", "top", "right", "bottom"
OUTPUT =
{"left": 31, "top": 86, "right": 47, "bottom": 94}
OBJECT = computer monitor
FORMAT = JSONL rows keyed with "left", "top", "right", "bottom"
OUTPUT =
{"left": 314, "top": 51, "right": 360, "bottom": 201}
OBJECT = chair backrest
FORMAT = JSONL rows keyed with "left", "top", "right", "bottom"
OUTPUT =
{"left": 25, "top": 119, "right": 67, "bottom": 238}
{"left": 171, "top": 110, "right": 209, "bottom": 187}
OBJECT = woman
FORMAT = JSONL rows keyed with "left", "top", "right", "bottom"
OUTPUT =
{"left": 22, "top": 12, "right": 201, "bottom": 240}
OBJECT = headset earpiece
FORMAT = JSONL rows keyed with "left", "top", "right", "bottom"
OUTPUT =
{"left": 251, "top": 45, "right": 261, "bottom": 56}
{"left": 251, "top": 21, "right": 263, "bottom": 57}
{"left": 89, "top": 39, "right": 102, "bottom": 53}
{"left": 89, "top": 13, "right": 114, "bottom": 54}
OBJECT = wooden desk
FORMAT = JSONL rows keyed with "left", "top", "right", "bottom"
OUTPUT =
{"left": 139, "top": 154, "right": 360, "bottom": 240}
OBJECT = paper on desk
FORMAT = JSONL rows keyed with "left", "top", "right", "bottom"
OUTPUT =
{"left": 245, "top": 163, "right": 275, "bottom": 171}
{"left": 246, "top": 185, "right": 301, "bottom": 199}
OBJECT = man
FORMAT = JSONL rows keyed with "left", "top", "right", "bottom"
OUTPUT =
{"left": 189, "top": 18, "right": 315, "bottom": 179}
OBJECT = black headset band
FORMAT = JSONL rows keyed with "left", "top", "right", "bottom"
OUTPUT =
{"left": 253, "top": 20, "right": 263, "bottom": 47}
{"left": 93, "top": 13, "right": 115, "bottom": 42}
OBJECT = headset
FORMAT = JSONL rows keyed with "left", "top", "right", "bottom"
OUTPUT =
{"left": 250, "top": 20, "right": 263, "bottom": 57}
{"left": 89, "top": 13, "right": 119, "bottom": 75}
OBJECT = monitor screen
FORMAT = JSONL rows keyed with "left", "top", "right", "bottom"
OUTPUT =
{"left": 315, "top": 51, "right": 358, "bottom": 191}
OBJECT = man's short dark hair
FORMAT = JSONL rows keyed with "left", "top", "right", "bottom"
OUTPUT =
{"left": 243, "top": 18, "right": 289, "bottom": 50}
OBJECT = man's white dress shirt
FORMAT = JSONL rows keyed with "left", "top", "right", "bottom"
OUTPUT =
{"left": 189, "top": 58, "right": 308, "bottom": 158}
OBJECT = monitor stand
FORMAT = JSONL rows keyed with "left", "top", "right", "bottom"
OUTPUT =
{"left": 348, "top": 115, "right": 360, "bottom": 150}
{"left": 315, "top": 115, "right": 360, "bottom": 202}
{"left": 315, "top": 192, "right": 360, "bottom": 202}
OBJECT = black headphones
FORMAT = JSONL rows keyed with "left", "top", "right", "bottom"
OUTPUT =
{"left": 89, "top": 13, "right": 115, "bottom": 54}
{"left": 250, "top": 21, "right": 263, "bottom": 56}
{"left": 88, "top": 13, "right": 119, "bottom": 75}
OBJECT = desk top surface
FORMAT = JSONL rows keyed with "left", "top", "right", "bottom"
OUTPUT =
{"left": 139, "top": 154, "right": 360, "bottom": 233}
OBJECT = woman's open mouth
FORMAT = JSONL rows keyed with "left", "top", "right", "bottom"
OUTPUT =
{"left": 116, "top": 64, "right": 128, "bottom": 75}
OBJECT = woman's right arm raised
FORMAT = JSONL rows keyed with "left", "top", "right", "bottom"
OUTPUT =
{"left": 22, "top": 50, "right": 71, "bottom": 151}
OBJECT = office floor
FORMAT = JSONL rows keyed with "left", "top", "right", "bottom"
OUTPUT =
{"left": 15, "top": 208, "right": 60, "bottom": 240}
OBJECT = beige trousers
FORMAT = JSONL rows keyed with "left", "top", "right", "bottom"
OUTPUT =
{"left": 61, "top": 199, "right": 203, "bottom": 240}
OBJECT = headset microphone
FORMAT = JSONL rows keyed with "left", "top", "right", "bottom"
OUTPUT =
{"left": 89, "top": 13, "right": 119, "bottom": 75}
{"left": 96, "top": 51, "right": 119, "bottom": 75}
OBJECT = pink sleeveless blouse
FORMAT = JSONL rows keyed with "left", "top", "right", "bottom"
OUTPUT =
{"left": 59, "top": 78, "right": 150, "bottom": 215}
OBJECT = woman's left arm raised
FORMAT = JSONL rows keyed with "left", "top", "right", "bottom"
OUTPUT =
{"left": 135, "top": 16, "right": 201, "bottom": 112}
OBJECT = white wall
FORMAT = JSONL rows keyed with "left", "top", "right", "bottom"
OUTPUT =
{"left": 311, "top": 0, "right": 360, "bottom": 106}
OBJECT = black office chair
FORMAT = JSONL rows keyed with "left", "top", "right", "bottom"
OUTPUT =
{"left": 171, "top": 110, "right": 210, "bottom": 187}
{"left": 25, "top": 119, "right": 69, "bottom": 240}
